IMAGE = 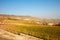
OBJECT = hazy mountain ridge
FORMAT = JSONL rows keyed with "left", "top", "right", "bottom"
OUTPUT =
{"left": 0, "top": 14, "right": 60, "bottom": 25}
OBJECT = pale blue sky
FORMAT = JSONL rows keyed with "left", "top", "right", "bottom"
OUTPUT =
{"left": 0, "top": 0, "right": 60, "bottom": 19}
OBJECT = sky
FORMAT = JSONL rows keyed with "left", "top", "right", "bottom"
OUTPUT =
{"left": 0, "top": 0, "right": 60, "bottom": 19}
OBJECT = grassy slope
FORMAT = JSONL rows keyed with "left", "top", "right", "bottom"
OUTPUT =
{"left": 0, "top": 19, "right": 60, "bottom": 40}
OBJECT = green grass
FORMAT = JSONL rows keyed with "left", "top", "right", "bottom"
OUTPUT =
{"left": 4, "top": 24, "right": 60, "bottom": 40}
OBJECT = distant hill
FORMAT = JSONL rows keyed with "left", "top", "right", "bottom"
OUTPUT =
{"left": 0, "top": 14, "right": 60, "bottom": 25}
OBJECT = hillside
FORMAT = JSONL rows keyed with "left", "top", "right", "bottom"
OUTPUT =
{"left": 0, "top": 14, "right": 60, "bottom": 40}
{"left": 0, "top": 14, "right": 60, "bottom": 25}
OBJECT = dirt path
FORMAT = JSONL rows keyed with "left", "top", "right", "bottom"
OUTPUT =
{"left": 0, "top": 29, "right": 43, "bottom": 40}
{"left": 0, "top": 37, "right": 12, "bottom": 40}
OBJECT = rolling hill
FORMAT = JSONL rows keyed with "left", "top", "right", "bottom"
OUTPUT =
{"left": 0, "top": 14, "right": 60, "bottom": 40}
